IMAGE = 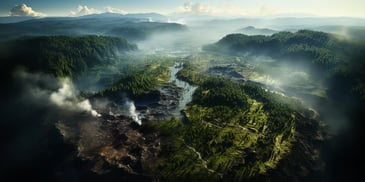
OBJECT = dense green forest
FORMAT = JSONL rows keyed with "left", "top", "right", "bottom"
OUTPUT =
{"left": 98, "top": 57, "right": 175, "bottom": 98}
{"left": 204, "top": 30, "right": 365, "bottom": 106}
{"left": 0, "top": 19, "right": 364, "bottom": 181}
{"left": 204, "top": 30, "right": 356, "bottom": 70}
{"left": 152, "top": 77, "right": 313, "bottom": 181}
{"left": 0, "top": 35, "right": 136, "bottom": 79}
{"left": 203, "top": 30, "right": 365, "bottom": 181}
{"left": 0, "top": 35, "right": 180, "bottom": 99}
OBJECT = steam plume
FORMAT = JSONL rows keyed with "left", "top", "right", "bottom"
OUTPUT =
{"left": 50, "top": 78, "right": 101, "bottom": 117}
{"left": 125, "top": 100, "right": 142, "bottom": 125}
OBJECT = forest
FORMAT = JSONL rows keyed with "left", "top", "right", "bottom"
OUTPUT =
{"left": 0, "top": 12, "right": 364, "bottom": 181}
{"left": 152, "top": 76, "right": 318, "bottom": 181}
{"left": 0, "top": 35, "right": 136, "bottom": 79}
{"left": 204, "top": 30, "right": 365, "bottom": 111}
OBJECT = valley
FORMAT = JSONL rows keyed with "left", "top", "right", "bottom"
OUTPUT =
{"left": 0, "top": 11, "right": 364, "bottom": 182}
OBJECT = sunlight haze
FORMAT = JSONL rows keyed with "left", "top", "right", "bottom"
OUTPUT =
{"left": 0, "top": 0, "right": 364, "bottom": 17}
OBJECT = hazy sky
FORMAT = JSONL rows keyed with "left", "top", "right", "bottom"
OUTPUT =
{"left": 0, "top": 0, "right": 364, "bottom": 17}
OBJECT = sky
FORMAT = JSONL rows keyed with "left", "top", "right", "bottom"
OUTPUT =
{"left": 0, "top": 0, "right": 365, "bottom": 18}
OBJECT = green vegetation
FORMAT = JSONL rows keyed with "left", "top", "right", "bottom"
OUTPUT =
{"left": 0, "top": 34, "right": 181, "bottom": 99}
{"left": 176, "top": 54, "right": 213, "bottom": 85}
{"left": 0, "top": 18, "right": 188, "bottom": 42}
{"left": 176, "top": 61, "right": 206, "bottom": 85}
{"left": 1, "top": 27, "right": 362, "bottom": 181}
{"left": 204, "top": 29, "right": 365, "bottom": 120}
{"left": 153, "top": 77, "right": 299, "bottom": 181}
{"left": 193, "top": 78, "right": 249, "bottom": 108}
{"left": 98, "top": 58, "right": 174, "bottom": 97}
{"left": 204, "top": 30, "right": 353, "bottom": 70}
{"left": 0, "top": 35, "right": 136, "bottom": 78}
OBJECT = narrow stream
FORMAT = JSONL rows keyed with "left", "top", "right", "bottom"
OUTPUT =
{"left": 169, "top": 62, "right": 197, "bottom": 115}
{"left": 182, "top": 140, "right": 219, "bottom": 174}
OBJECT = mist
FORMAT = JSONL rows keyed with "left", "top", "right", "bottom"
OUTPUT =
{"left": 1, "top": 11, "right": 365, "bottom": 182}
{"left": 132, "top": 17, "right": 359, "bottom": 136}
{"left": 246, "top": 56, "right": 349, "bottom": 133}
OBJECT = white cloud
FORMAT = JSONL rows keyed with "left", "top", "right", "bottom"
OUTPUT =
{"left": 259, "top": 5, "right": 277, "bottom": 16}
{"left": 10, "top": 4, "right": 46, "bottom": 17}
{"left": 175, "top": 2, "right": 278, "bottom": 17}
{"left": 178, "top": 2, "right": 215, "bottom": 15}
{"left": 176, "top": 2, "right": 247, "bottom": 17}
{"left": 69, "top": 5, "right": 100, "bottom": 16}
{"left": 104, "top": 7, "right": 127, "bottom": 14}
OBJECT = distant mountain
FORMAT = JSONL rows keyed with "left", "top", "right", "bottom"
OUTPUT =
{"left": 79, "top": 12, "right": 124, "bottom": 19}
{"left": 124, "top": 13, "right": 167, "bottom": 21}
{"left": 106, "top": 22, "right": 187, "bottom": 41}
{"left": 270, "top": 17, "right": 365, "bottom": 27}
{"left": 0, "top": 14, "right": 187, "bottom": 42}
{"left": 195, "top": 17, "right": 365, "bottom": 33}
{"left": 80, "top": 12, "right": 167, "bottom": 22}
{"left": 0, "top": 16, "right": 35, "bottom": 23}
{"left": 237, "top": 26, "right": 277, "bottom": 35}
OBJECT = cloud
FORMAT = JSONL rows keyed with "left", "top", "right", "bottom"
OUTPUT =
{"left": 176, "top": 2, "right": 246, "bottom": 17}
{"left": 178, "top": 2, "right": 215, "bottom": 15}
{"left": 69, "top": 5, "right": 100, "bottom": 16}
{"left": 259, "top": 5, "right": 277, "bottom": 16}
{"left": 175, "top": 2, "right": 278, "bottom": 17}
{"left": 10, "top": 4, "right": 45, "bottom": 17}
{"left": 104, "top": 7, "right": 127, "bottom": 14}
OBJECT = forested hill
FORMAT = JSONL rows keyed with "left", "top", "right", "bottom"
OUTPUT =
{"left": 205, "top": 30, "right": 365, "bottom": 180}
{"left": 0, "top": 17, "right": 188, "bottom": 42}
{"left": 0, "top": 35, "right": 136, "bottom": 78}
{"left": 204, "top": 30, "right": 365, "bottom": 100}
{"left": 204, "top": 30, "right": 356, "bottom": 69}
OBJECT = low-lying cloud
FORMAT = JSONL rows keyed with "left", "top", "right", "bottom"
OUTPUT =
{"left": 10, "top": 4, "right": 45, "bottom": 17}
{"left": 104, "top": 6, "right": 127, "bottom": 14}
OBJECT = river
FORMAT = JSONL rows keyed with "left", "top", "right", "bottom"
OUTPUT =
{"left": 169, "top": 62, "right": 197, "bottom": 116}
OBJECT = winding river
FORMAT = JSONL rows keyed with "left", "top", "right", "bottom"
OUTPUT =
{"left": 169, "top": 63, "right": 197, "bottom": 115}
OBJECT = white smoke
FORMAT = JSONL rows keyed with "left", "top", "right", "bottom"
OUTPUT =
{"left": 50, "top": 78, "right": 101, "bottom": 117}
{"left": 124, "top": 100, "right": 142, "bottom": 125}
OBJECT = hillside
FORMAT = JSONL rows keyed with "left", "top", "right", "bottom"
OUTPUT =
{"left": 0, "top": 10, "right": 364, "bottom": 181}
{"left": 0, "top": 35, "right": 136, "bottom": 79}
{"left": 0, "top": 15, "right": 187, "bottom": 42}
{"left": 204, "top": 30, "right": 365, "bottom": 181}
{"left": 237, "top": 26, "right": 277, "bottom": 35}
{"left": 153, "top": 76, "right": 325, "bottom": 181}
{"left": 205, "top": 30, "right": 354, "bottom": 69}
